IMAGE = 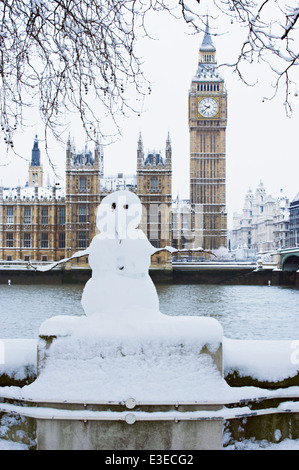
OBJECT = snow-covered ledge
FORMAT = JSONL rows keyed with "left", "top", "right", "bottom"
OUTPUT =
{"left": 1, "top": 337, "right": 298, "bottom": 389}
{"left": 0, "top": 339, "right": 37, "bottom": 386}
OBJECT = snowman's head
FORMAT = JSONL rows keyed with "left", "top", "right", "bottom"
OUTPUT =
{"left": 96, "top": 190, "right": 142, "bottom": 239}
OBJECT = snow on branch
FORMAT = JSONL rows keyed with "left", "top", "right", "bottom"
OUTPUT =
{"left": 214, "top": 0, "right": 299, "bottom": 114}
{"left": 0, "top": 0, "right": 298, "bottom": 156}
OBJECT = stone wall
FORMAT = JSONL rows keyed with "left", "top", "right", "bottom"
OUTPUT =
{"left": 0, "top": 267, "right": 298, "bottom": 286}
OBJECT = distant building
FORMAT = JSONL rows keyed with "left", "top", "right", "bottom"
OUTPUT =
{"left": 289, "top": 192, "right": 299, "bottom": 247}
{"left": 0, "top": 135, "right": 104, "bottom": 265}
{"left": 231, "top": 182, "right": 290, "bottom": 259}
{"left": 0, "top": 134, "right": 173, "bottom": 267}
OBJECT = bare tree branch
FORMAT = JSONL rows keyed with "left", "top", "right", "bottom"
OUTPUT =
{"left": 0, "top": 0, "right": 298, "bottom": 162}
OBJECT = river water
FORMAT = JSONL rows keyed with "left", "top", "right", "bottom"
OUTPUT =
{"left": 0, "top": 283, "right": 298, "bottom": 340}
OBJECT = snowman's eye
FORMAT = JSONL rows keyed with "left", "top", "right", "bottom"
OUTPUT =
{"left": 111, "top": 203, "right": 116, "bottom": 210}
{"left": 123, "top": 204, "right": 129, "bottom": 209}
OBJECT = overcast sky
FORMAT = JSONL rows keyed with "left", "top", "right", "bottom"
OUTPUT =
{"left": 1, "top": 4, "right": 298, "bottom": 228}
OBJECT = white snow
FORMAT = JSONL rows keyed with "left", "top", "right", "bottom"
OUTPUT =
{"left": 3, "top": 186, "right": 65, "bottom": 202}
{"left": 81, "top": 191, "right": 175, "bottom": 317}
{"left": 0, "top": 339, "right": 37, "bottom": 381}
{"left": 19, "top": 304, "right": 224, "bottom": 403}
{"left": 38, "top": 311, "right": 223, "bottom": 346}
{"left": 1, "top": 335, "right": 298, "bottom": 387}
{"left": 224, "top": 338, "right": 299, "bottom": 382}
{"left": 225, "top": 438, "right": 299, "bottom": 450}
{"left": 0, "top": 439, "right": 29, "bottom": 450}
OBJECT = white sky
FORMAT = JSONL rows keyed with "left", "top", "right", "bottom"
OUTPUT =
{"left": 1, "top": 3, "right": 298, "bottom": 228}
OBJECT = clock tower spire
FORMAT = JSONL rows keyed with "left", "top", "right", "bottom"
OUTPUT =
{"left": 198, "top": 16, "right": 216, "bottom": 65}
{"left": 188, "top": 18, "right": 227, "bottom": 250}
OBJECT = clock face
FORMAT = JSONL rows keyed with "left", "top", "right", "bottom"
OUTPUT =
{"left": 198, "top": 97, "right": 218, "bottom": 118}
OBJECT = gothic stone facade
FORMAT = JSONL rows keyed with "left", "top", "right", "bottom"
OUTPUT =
{"left": 0, "top": 137, "right": 104, "bottom": 266}
{"left": 0, "top": 134, "right": 172, "bottom": 268}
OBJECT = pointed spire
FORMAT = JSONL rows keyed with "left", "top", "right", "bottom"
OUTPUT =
{"left": 195, "top": 15, "right": 221, "bottom": 80}
{"left": 137, "top": 132, "right": 144, "bottom": 169}
{"left": 94, "top": 132, "right": 104, "bottom": 177}
{"left": 166, "top": 131, "right": 171, "bottom": 149}
{"left": 137, "top": 131, "right": 143, "bottom": 150}
{"left": 31, "top": 134, "right": 41, "bottom": 167}
{"left": 200, "top": 16, "right": 216, "bottom": 52}
{"left": 66, "top": 133, "right": 72, "bottom": 169}
{"left": 165, "top": 132, "right": 172, "bottom": 169}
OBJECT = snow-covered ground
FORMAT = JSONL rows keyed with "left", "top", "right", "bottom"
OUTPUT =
{"left": 0, "top": 439, "right": 30, "bottom": 450}
{"left": 225, "top": 438, "right": 299, "bottom": 450}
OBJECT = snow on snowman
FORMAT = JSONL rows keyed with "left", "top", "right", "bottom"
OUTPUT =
{"left": 81, "top": 190, "right": 175, "bottom": 318}
{"left": 31, "top": 190, "right": 210, "bottom": 320}
{"left": 32, "top": 191, "right": 174, "bottom": 317}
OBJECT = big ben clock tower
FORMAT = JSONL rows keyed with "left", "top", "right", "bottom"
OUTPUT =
{"left": 189, "top": 20, "right": 227, "bottom": 250}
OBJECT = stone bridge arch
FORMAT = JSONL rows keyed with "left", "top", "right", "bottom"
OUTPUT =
{"left": 281, "top": 248, "right": 299, "bottom": 271}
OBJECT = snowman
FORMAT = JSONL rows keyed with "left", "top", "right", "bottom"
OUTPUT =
{"left": 31, "top": 190, "right": 214, "bottom": 322}
{"left": 32, "top": 191, "right": 175, "bottom": 319}
{"left": 80, "top": 190, "right": 173, "bottom": 318}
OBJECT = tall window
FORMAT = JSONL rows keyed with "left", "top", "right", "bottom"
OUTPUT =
{"left": 24, "top": 233, "right": 31, "bottom": 248}
{"left": 59, "top": 232, "right": 65, "bottom": 249}
{"left": 59, "top": 206, "right": 66, "bottom": 225}
{"left": 41, "top": 233, "right": 49, "bottom": 248}
{"left": 150, "top": 177, "right": 158, "bottom": 192}
{"left": 6, "top": 207, "right": 13, "bottom": 224}
{"left": 80, "top": 176, "right": 87, "bottom": 191}
{"left": 77, "top": 231, "right": 89, "bottom": 248}
{"left": 24, "top": 208, "right": 31, "bottom": 224}
{"left": 77, "top": 206, "right": 89, "bottom": 223}
{"left": 41, "top": 207, "right": 48, "bottom": 224}
{"left": 6, "top": 232, "right": 13, "bottom": 247}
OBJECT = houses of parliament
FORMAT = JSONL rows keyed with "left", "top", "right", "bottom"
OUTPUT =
{"left": 0, "top": 24, "right": 227, "bottom": 266}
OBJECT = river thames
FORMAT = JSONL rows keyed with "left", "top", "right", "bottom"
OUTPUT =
{"left": 0, "top": 283, "right": 298, "bottom": 340}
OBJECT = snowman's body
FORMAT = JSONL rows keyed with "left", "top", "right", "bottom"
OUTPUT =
{"left": 81, "top": 191, "right": 161, "bottom": 318}
{"left": 81, "top": 235, "right": 159, "bottom": 317}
